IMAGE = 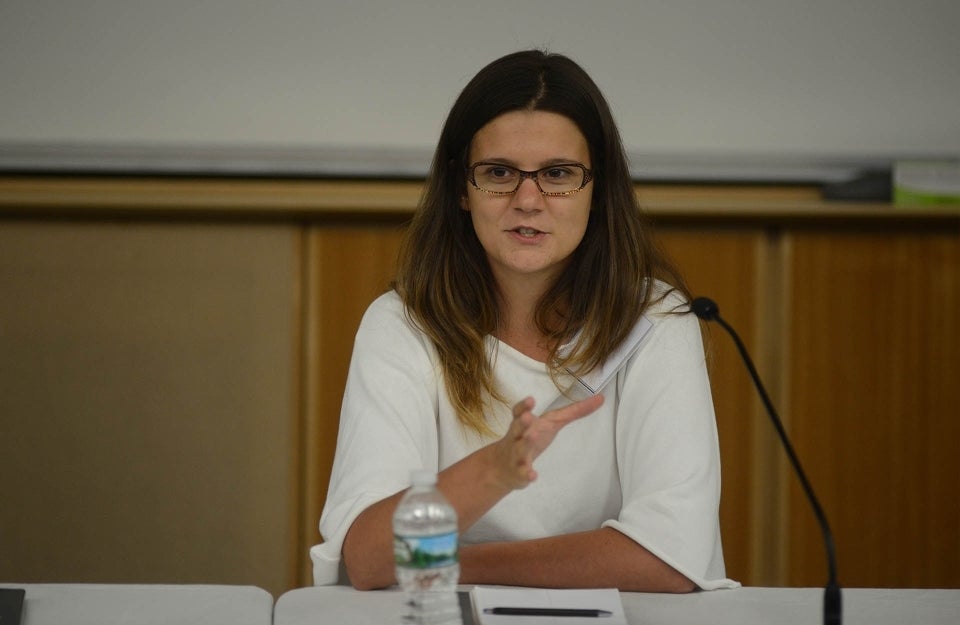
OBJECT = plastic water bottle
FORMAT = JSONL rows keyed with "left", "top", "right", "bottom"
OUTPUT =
{"left": 393, "top": 470, "right": 463, "bottom": 625}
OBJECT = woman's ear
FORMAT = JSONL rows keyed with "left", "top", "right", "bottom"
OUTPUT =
{"left": 460, "top": 195, "right": 470, "bottom": 211}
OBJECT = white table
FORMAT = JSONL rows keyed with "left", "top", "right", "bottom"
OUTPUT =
{"left": 274, "top": 585, "right": 960, "bottom": 625}
{"left": 2, "top": 584, "right": 273, "bottom": 625}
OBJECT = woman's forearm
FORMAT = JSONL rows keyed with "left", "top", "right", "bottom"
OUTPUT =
{"left": 460, "top": 527, "right": 696, "bottom": 593}
{"left": 345, "top": 495, "right": 694, "bottom": 593}
{"left": 342, "top": 443, "right": 514, "bottom": 590}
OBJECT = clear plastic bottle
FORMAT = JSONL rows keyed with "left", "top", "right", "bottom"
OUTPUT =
{"left": 393, "top": 470, "right": 463, "bottom": 625}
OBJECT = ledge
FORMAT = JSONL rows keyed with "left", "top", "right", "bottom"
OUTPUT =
{"left": 0, "top": 142, "right": 901, "bottom": 184}
{"left": 1, "top": 176, "right": 957, "bottom": 226}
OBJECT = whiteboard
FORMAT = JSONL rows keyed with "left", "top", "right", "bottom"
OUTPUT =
{"left": 1, "top": 0, "right": 958, "bottom": 181}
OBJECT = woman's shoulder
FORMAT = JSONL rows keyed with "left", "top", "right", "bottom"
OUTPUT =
{"left": 357, "top": 290, "right": 430, "bottom": 349}
{"left": 358, "top": 289, "right": 417, "bottom": 330}
{"left": 361, "top": 289, "right": 405, "bottom": 321}
{"left": 643, "top": 279, "right": 691, "bottom": 317}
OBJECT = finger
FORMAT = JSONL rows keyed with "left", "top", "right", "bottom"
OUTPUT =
{"left": 511, "top": 396, "right": 536, "bottom": 420}
{"left": 545, "top": 393, "right": 605, "bottom": 426}
{"left": 505, "top": 404, "right": 536, "bottom": 440}
{"left": 506, "top": 397, "right": 537, "bottom": 441}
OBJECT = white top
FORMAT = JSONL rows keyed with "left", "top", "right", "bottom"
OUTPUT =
{"left": 311, "top": 285, "right": 739, "bottom": 590}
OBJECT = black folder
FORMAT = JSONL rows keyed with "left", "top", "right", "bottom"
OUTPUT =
{"left": 0, "top": 588, "right": 25, "bottom": 625}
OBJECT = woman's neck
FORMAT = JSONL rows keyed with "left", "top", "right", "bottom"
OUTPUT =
{"left": 493, "top": 276, "right": 557, "bottom": 363}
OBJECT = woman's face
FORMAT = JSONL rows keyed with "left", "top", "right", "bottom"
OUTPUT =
{"left": 463, "top": 110, "right": 593, "bottom": 291}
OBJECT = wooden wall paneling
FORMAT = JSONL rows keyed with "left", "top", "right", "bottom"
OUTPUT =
{"left": 752, "top": 230, "right": 794, "bottom": 588}
{"left": 4, "top": 178, "right": 957, "bottom": 592}
{"left": 302, "top": 223, "right": 406, "bottom": 584}
{"left": 0, "top": 220, "right": 303, "bottom": 597}
{"left": 654, "top": 226, "right": 778, "bottom": 586}
{"left": 785, "top": 229, "right": 960, "bottom": 588}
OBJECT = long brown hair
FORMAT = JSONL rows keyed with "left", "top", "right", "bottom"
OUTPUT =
{"left": 394, "top": 50, "right": 687, "bottom": 435}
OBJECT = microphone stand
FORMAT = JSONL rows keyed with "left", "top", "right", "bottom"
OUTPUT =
{"left": 692, "top": 297, "right": 842, "bottom": 625}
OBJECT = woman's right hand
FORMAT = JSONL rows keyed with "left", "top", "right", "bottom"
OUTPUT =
{"left": 342, "top": 392, "right": 603, "bottom": 589}
{"left": 491, "top": 393, "right": 605, "bottom": 490}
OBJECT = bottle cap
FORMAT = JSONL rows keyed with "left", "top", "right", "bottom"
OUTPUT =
{"left": 410, "top": 469, "right": 437, "bottom": 487}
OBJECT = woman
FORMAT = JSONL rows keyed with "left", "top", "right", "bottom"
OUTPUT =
{"left": 311, "top": 50, "right": 738, "bottom": 593}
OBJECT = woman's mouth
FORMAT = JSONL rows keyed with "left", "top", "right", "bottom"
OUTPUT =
{"left": 514, "top": 227, "right": 542, "bottom": 238}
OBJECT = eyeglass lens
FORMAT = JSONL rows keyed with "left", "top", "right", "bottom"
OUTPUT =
{"left": 471, "top": 163, "right": 587, "bottom": 194}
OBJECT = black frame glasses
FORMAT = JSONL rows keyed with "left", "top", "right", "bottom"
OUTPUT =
{"left": 466, "top": 162, "right": 594, "bottom": 196}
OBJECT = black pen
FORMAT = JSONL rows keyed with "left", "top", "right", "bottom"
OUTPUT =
{"left": 483, "top": 607, "right": 613, "bottom": 617}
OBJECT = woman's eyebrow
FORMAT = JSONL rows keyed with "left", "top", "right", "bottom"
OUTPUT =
{"left": 473, "top": 157, "right": 587, "bottom": 167}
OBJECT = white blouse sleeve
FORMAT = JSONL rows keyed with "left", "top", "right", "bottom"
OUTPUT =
{"left": 310, "top": 292, "right": 440, "bottom": 585}
{"left": 602, "top": 291, "right": 739, "bottom": 590}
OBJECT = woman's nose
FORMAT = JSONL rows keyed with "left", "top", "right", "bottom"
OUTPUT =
{"left": 512, "top": 177, "right": 545, "bottom": 211}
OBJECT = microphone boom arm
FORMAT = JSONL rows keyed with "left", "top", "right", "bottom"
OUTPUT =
{"left": 692, "top": 297, "right": 842, "bottom": 625}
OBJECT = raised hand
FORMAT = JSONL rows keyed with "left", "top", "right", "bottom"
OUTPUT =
{"left": 492, "top": 393, "right": 605, "bottom": 490}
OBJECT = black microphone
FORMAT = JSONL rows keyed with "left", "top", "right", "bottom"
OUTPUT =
{"left": 691, "top": 296, "right": 842, "bottom": 625}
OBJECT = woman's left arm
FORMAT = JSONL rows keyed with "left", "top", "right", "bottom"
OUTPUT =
{"left": 604, "top": 296, "right": 734, "bottom": 590}
{"left": 459, "top": 527, "right": 695, "bottom": 592}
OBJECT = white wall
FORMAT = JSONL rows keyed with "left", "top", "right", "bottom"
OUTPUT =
{"left": 1, "top": 0, "right": 958, "bottom": 178}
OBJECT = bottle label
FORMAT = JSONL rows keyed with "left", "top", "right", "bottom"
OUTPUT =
{"left": 394, "top": 531, "right": 458, "bottom": 569}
